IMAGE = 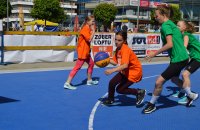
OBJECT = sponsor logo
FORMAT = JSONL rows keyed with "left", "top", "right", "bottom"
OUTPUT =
{"left": 147, "top": 35, "right": 160, "bottom": 44}
{"left": 132, "top": 37, "right": 146, "bottom": 45}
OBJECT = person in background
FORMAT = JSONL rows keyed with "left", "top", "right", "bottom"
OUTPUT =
{"left": 19, "top": 25, "right": 24, "bottom": 31}
{"left": 122, "top": 24, "right": 128, "bottom": 32}
{"left": 34, "top": 22, "right": 39, "bottom": 31}
{"left": 64, "top": 15, "right": 98, "bottom": 90}
{"left": 39, "top": 25, "right": 44, "bottom": 32}
{"left": 171, "top": 20, "right": 199, "bottom": 106}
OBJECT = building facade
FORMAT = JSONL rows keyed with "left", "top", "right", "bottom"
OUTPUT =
{"left": 85, "top": 0, "right": 159, "bottom": 31}
{"left": 4, "top": 0, "right": 77, "bottom": 30}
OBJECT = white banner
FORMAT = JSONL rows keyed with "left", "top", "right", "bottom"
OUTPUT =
{"left": 91, "top": 32, "right": 115, "bottom": 58}
{"left": 127, "top": 33, "right": 167, "bottom": 57}
{"left": 3, "top": 35, "right": 76, "bottom": 63}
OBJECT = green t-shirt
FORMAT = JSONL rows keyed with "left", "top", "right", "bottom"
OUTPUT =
{"left": 161, "top": 20, "right": 189, "bottom": 63}
{"left": 184, "top": 32, "right": 200, "bottom": 62}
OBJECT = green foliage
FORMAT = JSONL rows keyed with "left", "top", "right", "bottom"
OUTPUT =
{"left": 170, "top": 4, "right": 182, "bottom": 23}
{"left": 31, "top": 0, "right": 65, "bottom": 24}
{"left": 0, "top": 0, "right": 12, "bottom": 19}
{"left": 93, "top": 3, "right": 118, "bottom": 30}
{"left": 150, "top": 4, "right": 182, "bottom": 25}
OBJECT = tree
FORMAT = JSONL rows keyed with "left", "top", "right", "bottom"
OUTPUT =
{"left": 93, "top": 3, "right": 118, "bottom": 32}
{"left": 150, "top": 4, "right": 182, "bottom": 26}
{"left": 31, "top": 0, "right": 65, "bottom": 25}
{"left": 0, "top": 0, "right": 12, "bottom": 19}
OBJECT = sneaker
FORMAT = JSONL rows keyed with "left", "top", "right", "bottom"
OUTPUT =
{"left": 102, "top": 99, "right": 114, "bottom": 105}
{"left": 178, "top": 96, "right": 187, "bottom": 105}
{"left": 136, "top": 89, "right": 146, "bottom": 105}
{"left": 172, "top": 91, "right": 186, "bottom": 98}
{"left": 87, "top": 80, "right": 99, "bottom": 85}
{"left": 143, "top": 102, "right": 156, "bottom": 114}
{"left": 186, "top": 93, "right": 199, "bottom": 107}
{"left": 64, "top": 82, "right": 77, "bottom": 90}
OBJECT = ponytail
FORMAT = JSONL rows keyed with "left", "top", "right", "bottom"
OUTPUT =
{"left": 187, "top": 22, "right": 195, "bottom": 33}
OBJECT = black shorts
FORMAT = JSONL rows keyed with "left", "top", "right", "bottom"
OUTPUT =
{"left": 185, "top": 59, "right": 200, "bottom": 74}
{"left": 161, "top": 59, "right": 189, "bottom": 80}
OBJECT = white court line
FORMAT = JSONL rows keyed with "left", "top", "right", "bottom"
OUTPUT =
{"left": 88, "top": 74, "right": 159, "bottom": 130}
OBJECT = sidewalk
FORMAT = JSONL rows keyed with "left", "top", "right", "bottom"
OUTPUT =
{"left": 0, "top": 57, "right": 169, "bottom": 72}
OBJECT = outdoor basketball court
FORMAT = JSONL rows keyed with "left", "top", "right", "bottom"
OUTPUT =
{"left": 0, "top": 63, "right": 199, "bottom": 130}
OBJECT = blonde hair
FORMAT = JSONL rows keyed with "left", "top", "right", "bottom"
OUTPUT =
{"left": 156, "top": 4, "right": 173, "bottom": 18}
{"left": 80, "top": 15, "right": 95, "bottom": 29}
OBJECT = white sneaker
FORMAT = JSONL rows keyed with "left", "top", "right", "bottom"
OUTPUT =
{"left": 87, "top": 80, "right": 99, "bottom": 85}
{"left": 64, "top": 82, "right": 77, "bottom": 90}
{"left": 186, "top": 93, "right": 199, "bottom": 107}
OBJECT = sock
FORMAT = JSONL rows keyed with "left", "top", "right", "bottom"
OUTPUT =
{"left": 184, "top": 87, "right": 193, "bottom": 98}
{"left": 87, "top": 79, "right": 92, "bottom": 82}
{"left": 150, "top": 95, "right": 159, "bottom": 104}
{"left": 65, "top": 82, "right": 70, "bottom": 85}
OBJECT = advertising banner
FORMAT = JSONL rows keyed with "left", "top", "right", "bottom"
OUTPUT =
{"left": 130, "top": 0, "right": 139, "bottom": 6}
{"left": 91, "top": 33, "right": 115, "bottom": 58}
{"left": 127, "top": 33, "right": 167, "bottom": 57}
{"left": 127, "top": 33, "right": 147, "bottom": 56}
{"left": 140, "top": 0, "right": 149, "bottom": 7}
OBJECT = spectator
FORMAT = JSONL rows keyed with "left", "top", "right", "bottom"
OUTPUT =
{"left": 19, "top": 25, "right": 24, "bottom": 31}
{"left": 133, "top": 28, "right": 138, "bottom": 33}
{"left": 34, "top": 22, "right": 39, "bottom": 31}
{"left": 39, "top": 25, "right": 44, "bottom": 32}
{"left": 122, "top": 24, "right": 128, "bottom": 32}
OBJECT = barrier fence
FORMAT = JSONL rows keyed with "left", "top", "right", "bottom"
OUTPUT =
{"left": 3, "top": 31, "right": 200, "bottom": 64}
{"left": 0, "top": 31, "right": 78, "bottom": 64}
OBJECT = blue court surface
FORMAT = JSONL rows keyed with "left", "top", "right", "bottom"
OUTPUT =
{"left": 0, "top": 63, "right": 199, "bottom": 130}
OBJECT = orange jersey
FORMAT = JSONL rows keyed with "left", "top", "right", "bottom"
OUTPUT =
{"left": 113, "top": 44, "right": 142, "bottom": 82}
{"left": 77, "top": 25, "right": 92, "bottom": 59}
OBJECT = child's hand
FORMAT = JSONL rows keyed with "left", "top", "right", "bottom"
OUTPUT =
{"left": 105, "top": 69, "right": 114, "bottom": 75}
{"left": 144, "top": 51, "right": 155, "bottom": 62}
{"left": 144, "top": 55, "right": 152, "bottom": 62}
{"left": 90, "top": 24, "right": 96, "bottom": 32}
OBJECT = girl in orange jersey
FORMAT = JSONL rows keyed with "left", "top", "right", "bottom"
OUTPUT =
{"left": 103, "top": 31, "right": 146, "bottom": 106}
{"left": 64, "top": 15, "right": 98, "bottom": 90}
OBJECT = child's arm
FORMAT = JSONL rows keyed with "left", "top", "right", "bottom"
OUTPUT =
{"left": 105, "top": 63, "right": 128, "bottom": 75}
{"left": 183, "top": 35, "right": 189, "bottom": 48}
{"left": 109, "top": 59, "right": 117, "bottom": 66}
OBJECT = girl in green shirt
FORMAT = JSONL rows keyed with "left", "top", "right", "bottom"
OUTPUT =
{"left": 172, "top": 21, "right": 200, "bottom": 106}
{"left": 143, "top": 5, "right": 189, "bottom": 114}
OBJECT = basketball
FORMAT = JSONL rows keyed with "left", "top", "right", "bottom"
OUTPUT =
{"left": 94, "top": 51, "right": 110, "bottom": 68}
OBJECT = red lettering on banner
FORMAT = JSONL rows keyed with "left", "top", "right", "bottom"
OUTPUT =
{"left": 147, "top": 35, "right": 160, "bottom": 44}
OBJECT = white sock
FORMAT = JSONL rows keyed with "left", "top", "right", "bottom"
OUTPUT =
{"left": 150, "top": 95, "right": 159, "bottom": 104}
{"left": 184, "top": 87, "right": 191, "bottom": 95}
{"left": 184, "top": 87, "right": 196, "bottom": 99}
{"left": 65, "top": 82, "right": 70, "bottom": 85}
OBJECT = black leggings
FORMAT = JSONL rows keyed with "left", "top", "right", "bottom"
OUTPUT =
{"left": 108, "top": 72, "right": 138, "bottom": 101}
